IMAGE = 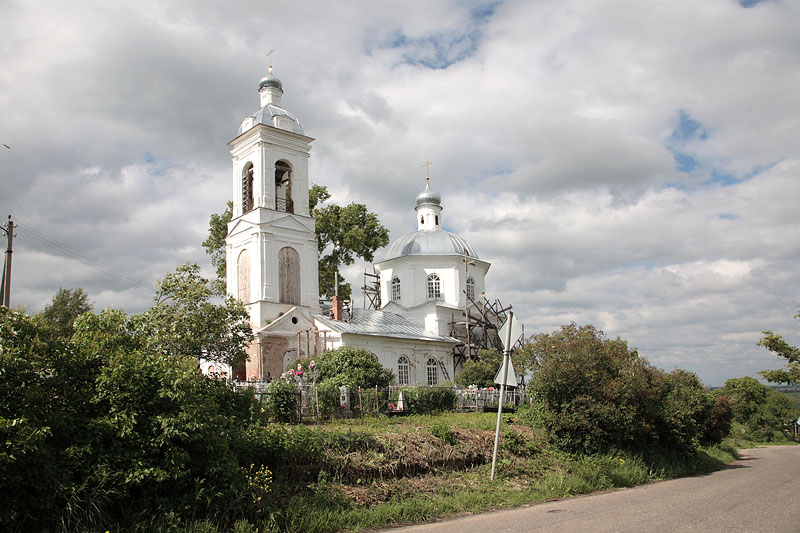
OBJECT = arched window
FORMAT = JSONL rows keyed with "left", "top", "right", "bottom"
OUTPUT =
{"left": 466, "top": 276, "right": 475, "bottom": 301}
{"left": 426, "top": 358, "right": 439, "bottom": 386}
{"left": 242, "top": 162, "right": 254, "bottom": 212}
{"left": 420, "top": 215, "right": 424, "bottom": 225}
{"left": 237, "top": 249, "right": 251, "bottom": 303}
{"left": 427, "top": 273, "right": 441, "bottom": 299}
{"left": 391, "top": 276, "right": 401, "bottom": 301}
{"left": 397, "top": 356, "right": 410, "bottom": 386}
{"left": 274, "top": 160, "right": 293, "bottom": 213}
{"left": 279, "top": 246, "right": 300, "bottom": 305}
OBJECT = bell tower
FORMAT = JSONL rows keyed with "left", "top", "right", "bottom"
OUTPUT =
{"left": 226, "top": 64, "right": 320, "bottom": 329}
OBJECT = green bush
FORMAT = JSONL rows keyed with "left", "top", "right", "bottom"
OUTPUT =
{"left": 430, "top": 422, "right": 456, "bottom": 445}
{"left": 263, "top": 381, "right": 300, "bottom": 423}
{"left": 714, "top": 377, "right": 799, "bottom": 442}
{"left": 312, "top": 381, "right": 342, "bottom": 417}
{"left": 401, "top": 387, "right": 457, "bottom": 414}
{"left": 314, "top": 346, "right": 394, "bottom": 389}
{"left": 526, "top": 324, "right": 719, "bottom": 455}
{"left": 0, "top": 307, "right": 259, "bottom": 530}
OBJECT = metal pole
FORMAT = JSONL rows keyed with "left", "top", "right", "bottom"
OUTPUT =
{"left": 490, "top": 311, "right": 514, "bottom": 481}
{"left": 1, "top": 216, "right": 13, "bottom": 308}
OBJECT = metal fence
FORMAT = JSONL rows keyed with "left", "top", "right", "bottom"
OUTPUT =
{"left": 234, "top": 381, "right": 528, "bottom": 418}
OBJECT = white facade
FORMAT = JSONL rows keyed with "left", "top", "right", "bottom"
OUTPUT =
{"left": 226, "top": 68, "right": 320, "bottom": 332}
{"left": 314, "top": 310, "right": 459, "bottom": 386}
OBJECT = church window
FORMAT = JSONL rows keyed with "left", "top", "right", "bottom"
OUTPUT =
{"left": 426, "top": 358, "right": 438, "bottom": 386}
{"left": 420, "top": 215, "right": 424, "bottom": 225}
{"left": 391, "top": 276, "right": 401, "bottom": 301}
{"left": 427, "top": 273, "right": 441, "bottom": 299}
{"left": 435, "top": 215, "right": 439, "bottom": 225}
{"left": 274, "top": 161, "right": 293, "bottom": 213}
{"left": 237, "top": 249, "right": 251, "bottom": 303}
{"left": 398, "top": 356, "right": 410, "bottom": 385}
{"left": 279, "top": 246, "right": 300, "bottom": 305}
{"left": 242, "top": 162, "right": 254, "bottom": 212}
{"left": 466, "top": 277, "right": 475, "bottom": 301}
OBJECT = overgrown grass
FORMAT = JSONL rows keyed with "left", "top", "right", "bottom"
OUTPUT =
{"left": 109, "top": 412, "right": 742, "bottom": 532}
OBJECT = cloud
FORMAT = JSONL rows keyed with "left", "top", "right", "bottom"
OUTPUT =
{"left": 1, "top": 0, "right": 799, "bottom": 386}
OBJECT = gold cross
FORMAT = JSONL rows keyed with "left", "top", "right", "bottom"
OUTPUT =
{"left": 267, "top": 49, "right": 275, "bottom": 73}
{"left": 422, "top": 160, "right": 433, "bottom": 183}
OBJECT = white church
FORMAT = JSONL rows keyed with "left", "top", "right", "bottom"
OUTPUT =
{"left": 213, "top": 65, "right": 499, "bottom": 386}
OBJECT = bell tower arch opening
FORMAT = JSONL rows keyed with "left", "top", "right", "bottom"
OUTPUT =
{"left": 242, "top": 162, "right": 255, "bottom": 213}
{"left": 275, "top": 160, "right": 293, "bottom": 213}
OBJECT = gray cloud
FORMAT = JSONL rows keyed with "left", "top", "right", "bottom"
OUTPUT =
{"left": 1, "top": 0, "right": 798, "bottom": 386}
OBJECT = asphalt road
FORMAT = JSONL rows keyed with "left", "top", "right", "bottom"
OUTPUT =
{"left": 381, "top": 446, "right": 800, "bottom": 533}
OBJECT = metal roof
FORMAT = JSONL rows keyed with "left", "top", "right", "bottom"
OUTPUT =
{"left": 383, "top": 229, "right": 478, "bottom": 261}
{"left": 238, "top": 103, "right": 305, "bottom": 136}
{"left": 314, "top": 309, "right": 459, "bottom": 344}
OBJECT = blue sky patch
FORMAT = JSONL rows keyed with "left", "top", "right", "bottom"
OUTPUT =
{"left": 716, "top": 213, "right": 740, "bottom": 220}
{"left": 364, "top": 1, "right": 500, "bottom": 69}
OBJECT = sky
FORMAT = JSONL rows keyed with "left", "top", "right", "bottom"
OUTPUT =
{"left": 1, "top": 0, "right": 798, "bottom": 386}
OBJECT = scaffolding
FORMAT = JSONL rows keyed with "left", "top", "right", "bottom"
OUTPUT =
{"left": 362, "top": 269, "right": 381, "bottom": 310}
{"left": 449, "top": 294, "right": 520, "bottom": 370}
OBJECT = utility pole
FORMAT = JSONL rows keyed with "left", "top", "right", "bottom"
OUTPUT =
{"left": 1, "top": 215, "right": 13, "bottom": 308}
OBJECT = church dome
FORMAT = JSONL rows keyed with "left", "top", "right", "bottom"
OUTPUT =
{"left": 258, "top": 73, "right": 283, "bottom": 91}
{"left": 415, "top": 182, "right": 441, "bottom": 207}
{"left": 238, "top": 104, "right": 305, "bottom": 136}
{"left": 384, "top": 229, "right": 478, "bottom": 260}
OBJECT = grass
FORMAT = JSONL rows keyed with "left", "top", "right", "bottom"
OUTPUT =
{"left": 122, "top": 411, "right": 742, "bottom": 533}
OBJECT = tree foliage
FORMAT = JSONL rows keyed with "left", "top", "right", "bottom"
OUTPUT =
{"left": 454, "top": 348, "right": 522, "bottom": 388}
{"left": 136, "top": 263, "right": 253, "bottom": 369}
{"left": 0, "top": 305, "right": 262, "bottom": 530}
{"left": 310, "top": 184, "right": 390, "bottom": 299}
{"left": 713, "top": 376, "right": 798, "bottom": 442}
{"left": 202, "top": 200, "right": 232, "bottom": 295}
{"left": 38, "top": 287, "right": 93, "bottom": 339}
{"left": 313, "top": 346, "right": 394, "bottom": 389}
{"left": 525, "top": 323, "right": 722, "bottom": 454}
{"left": 758, "top": 311, "right": 800, "bottom": 385}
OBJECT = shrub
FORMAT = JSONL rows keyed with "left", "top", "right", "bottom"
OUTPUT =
{"left": 263, "top": 381, "right": 300, "bottom": 423}
{"left": 526, "top": 323, "right": 719, "bottom": 455}
{"left": 430, "top": 422, "right": 456, "bottom": 445}
{"left": 401, "top": 387, "right": 457, "bottom": 414}
{"left": 314, "top": 346, "right": 394, "bottom": 389}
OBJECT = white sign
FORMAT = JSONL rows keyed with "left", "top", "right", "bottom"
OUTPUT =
{"left": 494, "top": 357, "right": 518, "bottom": 387}
{"left": 498, "top": 314, "right": 523, "bottom": 351}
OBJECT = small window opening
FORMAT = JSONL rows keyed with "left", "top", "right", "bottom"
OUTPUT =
{"left": 420, "top": 216, "right": 424, "bottom": 225}
{"left": 427, "top": 273, "right": 441, "bottom": 299}
{"left": 435, "top": 215, "right": 439, "bottom": 225}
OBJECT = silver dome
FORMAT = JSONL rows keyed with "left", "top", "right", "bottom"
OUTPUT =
{"left": 259, "top": 74, "right": 283, "bottom": 91}
{"left": 384, "top": 229, "right": 478, "bottom": 260}
{"left": 415, "top": 182, "right": 441, "bottom": 207}
{"left": 238, "top": 104, "right": 305, "bottom": 135}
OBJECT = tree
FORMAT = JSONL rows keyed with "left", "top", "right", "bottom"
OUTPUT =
{"left": 455, "top": 348, "right": 523, "bottom": 388}
{"left": 313, "top": 346, "right": 394, "bottom": 389}
{"left": 524, "top": 323, "right": 721, "bottom": 454}
{"left": 713, "top": 376, "right": 798, "bottom": 441}
{"left": 38, "top": 287, "right": 92, "bottom": 339}
{"left": 0, "top": 306, "right": 262, "bottom": 529}
{"left": 758, "top": 311, "right": 800, "bottom": 385}
{"left": 202, "top": 201, "right": 232, "bottom": 295}
{"left": 134, "top": 263, "right": 253, "bottom": 369}
{"left": 311, "top": 185, "right": 389, "bottom": 299}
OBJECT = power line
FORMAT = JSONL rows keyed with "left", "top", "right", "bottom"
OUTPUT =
{"left": 17, "top": 222, "right": 156, "bottom": 291}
